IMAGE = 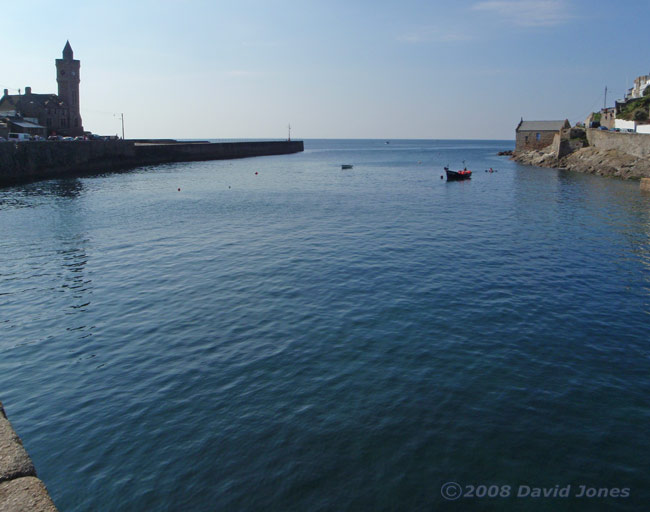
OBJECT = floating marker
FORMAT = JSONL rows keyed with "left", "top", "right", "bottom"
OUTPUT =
{"left": 178, "top": 188, "right": 181, "bottom": 191}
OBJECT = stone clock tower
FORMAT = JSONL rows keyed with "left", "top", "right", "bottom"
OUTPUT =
{"left": 55, "top": 41, "right": 83, "bottom": 135}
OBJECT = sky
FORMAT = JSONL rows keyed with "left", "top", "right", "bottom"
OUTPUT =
{"left": 2, "top": 0, "right": 650, "bottom": 140}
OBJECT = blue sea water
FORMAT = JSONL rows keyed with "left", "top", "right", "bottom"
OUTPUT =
{"left": 0, "top": 139, "right": 649, "bottom": 511}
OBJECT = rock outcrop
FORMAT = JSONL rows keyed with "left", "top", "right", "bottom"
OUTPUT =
{"left": 512, "top": 129, "right": 650, "bottom": 180}
{"left": 512, "top": 146, "right": 559, "bottom": 168}
{"left": 0, "top": 402, "right": 58, "bottom": 511}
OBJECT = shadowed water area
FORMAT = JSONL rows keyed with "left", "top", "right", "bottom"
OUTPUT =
{"left": 1, "top": 140, "right": 649, "bottom": 511}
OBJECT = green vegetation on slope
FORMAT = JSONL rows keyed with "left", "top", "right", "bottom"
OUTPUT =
{"left": 617, "top": 96, "right": 650, "bottom": 121}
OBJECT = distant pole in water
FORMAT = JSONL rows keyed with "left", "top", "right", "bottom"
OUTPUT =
{"left": 288, "top": 123, "right": 291, "bottom": 142}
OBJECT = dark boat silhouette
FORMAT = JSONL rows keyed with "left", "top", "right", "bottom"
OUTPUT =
{"left": 444, "top": 166, "right": 472, "bottom": 181}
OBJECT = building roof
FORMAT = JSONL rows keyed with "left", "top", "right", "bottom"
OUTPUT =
{"left": 0, "top": 93, "right": 67, "bottom": 112}
{"left": 11, "top": 120, "right": 45, "bottom": 129}
{"left": 517, "top": 120, "right": 569, "bottom": 132}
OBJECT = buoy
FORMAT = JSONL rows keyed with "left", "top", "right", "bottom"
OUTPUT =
{"left": 178, "top": 188, "right": 181, "bottom": 191}
{"left": 255, "top": 172, "right": 258, "bottom": 175}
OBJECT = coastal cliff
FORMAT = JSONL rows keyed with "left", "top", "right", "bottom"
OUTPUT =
{"left": 512, "top": 128, "right": 650, "bottom": 180}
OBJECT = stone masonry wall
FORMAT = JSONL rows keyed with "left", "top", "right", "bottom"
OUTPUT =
{"left": 515, "top": 130, "right": 557, "bottom": 151}
{"left": 0, "top": 140, "right": 136, "bottom": 184}
{"left": 586, "top": 128, "right": 650, "bottom": 158}
{"left": 0, "top": 140, "right": 304, "bottom": 187}
{"left": 0, "top": 402, "right": 58, "bottom": 511}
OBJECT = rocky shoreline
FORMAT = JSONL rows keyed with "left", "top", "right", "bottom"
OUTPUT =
{"left": 512, "top": 144, "right": 650, "bottom": 180}
{"left": 0, "top": 402, "right": 58, "bottom": 511}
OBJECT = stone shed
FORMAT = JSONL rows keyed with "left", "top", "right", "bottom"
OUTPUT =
{"left": 515, "top": 119, "right": 570, "bottom": 152}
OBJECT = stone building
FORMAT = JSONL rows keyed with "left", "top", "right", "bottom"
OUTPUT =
{"left": 515, "top": 119, "right": 570, "bottom": 152}
{"left": 0, "top": 41, "right": 84, "bottom": 137}
{"left": 585, "top": 108, "right": 616, "bottom": 130}
{"left": 599, "top": 108, "right": 616, "bottom": 130}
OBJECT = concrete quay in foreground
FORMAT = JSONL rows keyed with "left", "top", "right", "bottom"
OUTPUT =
{"left": 0, "top": 402, "right": 58, "bottom": 511}
{"left": 0, "top": 139, "right": 304, "bottom": 187}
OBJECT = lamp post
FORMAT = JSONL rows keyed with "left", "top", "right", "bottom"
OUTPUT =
{"left": 114, "top": 112, "right": 125, "bottom": 139}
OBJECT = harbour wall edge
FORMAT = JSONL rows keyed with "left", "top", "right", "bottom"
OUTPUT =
{"left": 0, "top": 140, "right": 304, "bottom": 187}
{"left": 0, "top": 401, "right": 58, "bottom": 511}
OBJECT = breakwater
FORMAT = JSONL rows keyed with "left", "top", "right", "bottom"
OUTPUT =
{"left": 0, "top": 140, "right": 304, "bottom": 187}
{"left": 0, "top": 402, "right": 58, "bottom": 511}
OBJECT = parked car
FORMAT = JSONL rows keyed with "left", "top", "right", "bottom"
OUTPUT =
{"left": 62, "top": 136, "right": 75, "bottom": 141}
{"left": 0, "top": 137, "right": 7, "bottom": 142}
{"left": 599, "top": 126, "right": 608, "bottom": 130}
{"left": 8, "top": 132, "right": 31, "bottom": 142}
{"left": 47, "top": 135, "right": 62, "bottom": 141}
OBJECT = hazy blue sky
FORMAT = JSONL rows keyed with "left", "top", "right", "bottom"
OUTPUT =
{"left": 2, "top": 0, "right": 649, "bottom": 139}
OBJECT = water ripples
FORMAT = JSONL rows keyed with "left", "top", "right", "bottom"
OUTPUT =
{"left": 0, "top": 140, "right": 649, "bottom": 510}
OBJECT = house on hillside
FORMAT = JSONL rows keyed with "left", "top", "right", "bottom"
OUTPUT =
{"left": 625, "top": 74, "right": 650, "bottom": 101}
{"left": 585, "top": 108, "right": 616, "bottom": 130}
{"left": 515, "top": 119, "right": 570, "bottom": 152}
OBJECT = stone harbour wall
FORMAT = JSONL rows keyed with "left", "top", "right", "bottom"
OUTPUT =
{"left": 0, "top": 402, "right": 58, "bottom": 511}
{"left": 0, "top": 140, "right": 304, "bottom": 187}
{"left": 586, "top": 128, "right": 650, "bottom": 159}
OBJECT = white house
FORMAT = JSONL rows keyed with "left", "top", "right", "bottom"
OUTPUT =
{"left": 615, "top": 119, "right": 637, "bottom": 131}
{"left": 625, "top": 74, "right": 650, "bottom": 101}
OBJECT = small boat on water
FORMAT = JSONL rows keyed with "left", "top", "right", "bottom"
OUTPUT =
{"left": 444, "top": 166, "right": 472, "bottom": 181}
{"left": 341, "top": 164, "right": 353, "bottom": 169}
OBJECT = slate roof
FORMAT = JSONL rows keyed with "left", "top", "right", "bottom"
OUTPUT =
{"left": 0, "top": 93, "right": 66, "bottom": 112}
{"left": 517, "top": 120, "right": 569, "bottom": 132}
{"left": 11, "top": 120, "right": 46, "bottom": 129}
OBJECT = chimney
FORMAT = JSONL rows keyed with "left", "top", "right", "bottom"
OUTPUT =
{"left": 25, "top": 86, "right": 32, "bottom": 95}
{"left": 3, "top": 89, "right": 7, "bottom": 96}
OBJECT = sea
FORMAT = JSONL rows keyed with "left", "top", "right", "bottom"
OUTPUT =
{"left": 0, "top": 139, "right": 648, "bottom": 511}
